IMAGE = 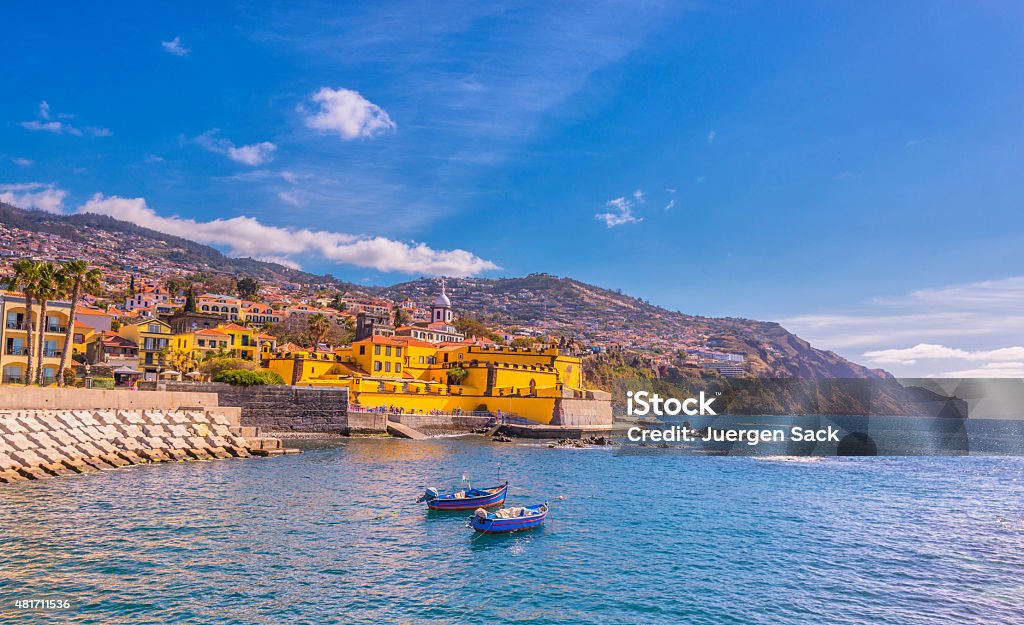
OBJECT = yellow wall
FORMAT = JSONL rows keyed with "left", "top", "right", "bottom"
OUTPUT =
{"left": 261, "top": 340, "right": 590, "bottom": 424}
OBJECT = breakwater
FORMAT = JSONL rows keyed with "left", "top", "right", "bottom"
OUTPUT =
{"left": 0, "top": 387, "right": 284, "bottom": 485}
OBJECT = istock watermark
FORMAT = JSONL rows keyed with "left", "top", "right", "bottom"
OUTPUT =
{"left": 626, "top": 390, "right": 718, "bottom": 416}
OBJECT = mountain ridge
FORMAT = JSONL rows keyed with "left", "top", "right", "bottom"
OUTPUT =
{"left": 0, "top": 202, "right": 884, "bottom": 378}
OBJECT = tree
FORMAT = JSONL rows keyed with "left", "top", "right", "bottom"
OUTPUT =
{"left": 393, "top": 306, "right": 408, "bottom": 327}
{"left": 199, "top": 357, "right": 258, "bottom": 378}
{"left": 454, "top": 318, "right": 493, "bottom": 339}
{"left": 329, "top": 292, "right": 348, "bottom": 311}
{"left": 128, "top": 274, "right": 136, "bottom": 296}
{"left": 56, "top": 260, "right": 103, "bottom": 386}
{"left": 3, "top": 260, "right": 41, "bottom": 385}
{"left": 183, "top": 286, "right": 197, "bottom": 313}
{"left": 237, "top": 277, "right": 259, "bottom": 299}
{"left": 447, "top": 366, "right": 468, "bottom": 385}
{"left": 308, "top": 313, "right": 330, "bottom": 350}
{"left": 33, "top": 262, "right": 61, "bottom": 385}
{"left": 163, "top": 348, "right": 200, "bottom": 373}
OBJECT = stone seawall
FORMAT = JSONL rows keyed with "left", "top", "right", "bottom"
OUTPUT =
{"left": 387, "top": 413, "right": 492, "bottom": 433}
{"left": 0, "top": 386, "right": 221, "bottom": 411}
{"left": 147, "top": 383, "right": 355, "bottom": 434}
{"left": 551, "top": 395, "right": 614, "bottom": 427}
{"left": 0, "top": 408, "right": 254, "bottom": 484}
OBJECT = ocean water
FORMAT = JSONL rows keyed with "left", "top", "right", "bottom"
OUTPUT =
{"left": 1, "top": 436, "right": 1022, "bottom": 624}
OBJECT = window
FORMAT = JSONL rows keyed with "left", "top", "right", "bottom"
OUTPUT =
{"left": 385, "top": 345, "right": 392, "bottom": 356}
{"left": 148, "top": 324, "right": 162, "bottom": 333}
{"left": 418, "top": 356, "right": 424, "bottom": 364}
{"left": 395, "top": 363, "right": 402, "bottom": 373}
{"left": 198, "top": 339, "right": 206, "bottom": 347}
{"left": 374, "top": 361, "right": 382, "bottom": 372}
{"left": 374, "top": 345, "right": 381, "bottom": 355}
{"left": 396, "top": 347, "right": 402, "bottom": 357}
{"left": 359, "top": 345, "right": 365, "bottom": 355}
{"left": 385, "top": 362, "right": 391, "bottom": 372}
{"left": 74, "top": 333, "right": 84, "bottom": 344}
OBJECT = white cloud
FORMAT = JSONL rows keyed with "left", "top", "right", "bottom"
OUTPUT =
{"left": 862, "top": 343, "right": 1024, "bottom": 365}
{"left": 707, "top": 130, "right": 716, "bottom": 144}
{"left": 77, "top": 194, "right": 497, "bottom": 276}
{"left": 19, "top": 101, "right": 110, "bottom": 137}
{"left": 939, "top": 363, "right": 1024, "bottom": 378}
{"left": 0, "top": 182, "right": 68, "bottom": 213}
{"left": 6, "top": 156, "right": 33, "bottom": 166}
{"left": 632, "top": 189, "right": 645, "bottom": 202}
{"left": 301, "top": 87, "right": 396, "bottom": 140}
{"left": 21, "top": 120, "right": 78, "bottom": 135}
{"left": 664, "top": 199, "right": 675, "bottom": 210}
{"left": 253, "top": 255, "right": 302, "bottom": 270}
{"left": 195, "top": 131, "right": 277, "bottom": 166}
{"left": 227, "top": 142, "right": 277, "bottom": 166}
{"left": 161, "top": 37, "right": 190, "bottom": 57}
{"left": 595, "top": 196, "right": 642, "bottom": 228}
{"left": 781, "top": 275, "right": 1024, "bottom": 377}
{"left": 277, "top": 191, "right": 303, "bottom": 206}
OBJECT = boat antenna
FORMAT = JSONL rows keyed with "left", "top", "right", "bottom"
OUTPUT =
{"left": 497, "top": 462, "right": 501, "bottom": 483}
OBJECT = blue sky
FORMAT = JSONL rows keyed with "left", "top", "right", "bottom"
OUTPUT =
{"left": 2, "top": 1, "right": 1023, "bottom": 376}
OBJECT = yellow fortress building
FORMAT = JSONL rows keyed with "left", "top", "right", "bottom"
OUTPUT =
{"left": 263, "top": 285, "right": 611, "bottom": 426}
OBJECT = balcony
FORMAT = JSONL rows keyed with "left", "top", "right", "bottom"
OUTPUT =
{"left": 5, "top": 347, "right": 25, "bottom": 356}
{"left": 2, "top": 375, "right": 23, "bottom": 384}
{"left": 45, "top": 325, "right": 68, "bottom": 334}
{"left": 43, "top": 350, "right": 63, "bottom": 358}
{"left": 5, "top": 322, "right": 25, "bottom": 330}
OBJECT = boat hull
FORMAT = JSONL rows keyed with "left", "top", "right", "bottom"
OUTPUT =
{"left": 469, "top": 504, "right": 548, "bottom": 533}
{"left": 424, "top": 483, "right": 508, "bottom": 511}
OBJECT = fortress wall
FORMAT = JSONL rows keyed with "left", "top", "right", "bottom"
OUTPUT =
{"left": 0, "top": 408, "right": 254, "bottom": 484}
{"left": 149, "top": 383, "right": 353, "bottom": 434}
{"left": 551, "top": 397, "right": 614, "bottom": 427}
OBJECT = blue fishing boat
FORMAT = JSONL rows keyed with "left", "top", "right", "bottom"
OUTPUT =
{"left": 469, "top": 502, "right": 548, "bottom": 533}
{"left": 418, "top": 481, "right": 509, "bottom": 511}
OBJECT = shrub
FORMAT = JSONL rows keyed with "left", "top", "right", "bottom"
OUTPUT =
{"left": 91, "top": 377, "right": 115, "bottom": 389}
{"left": 212, "top": 369, "right": 284, "bottom": 386}
{"left": 200, "top": 357, "right": 258, "bottom": 379}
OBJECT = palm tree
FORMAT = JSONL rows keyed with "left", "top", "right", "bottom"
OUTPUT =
{"left": 3, "top": 259, "right": 41, "bottom": 385}
{"left": 56, "top": 260, "right": 104, "bottom": 385}
{"left": 33, "top": 262, "right": 62, "bottom": 385}
{"left": 308, "top": 313, "right": 330, "bottom": 351}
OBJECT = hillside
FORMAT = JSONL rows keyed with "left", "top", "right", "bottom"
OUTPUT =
{"left": 0, "top": 202, "right": 342, "bottom": 285}
{"left": 377, "top": 275, "right": 889, "bottom": 379}
{"left": 0, "top": 203, "right": 886, "bottom": 379}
